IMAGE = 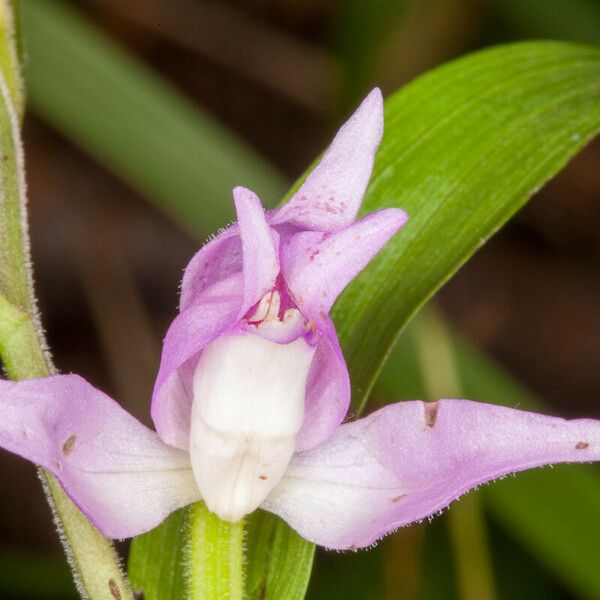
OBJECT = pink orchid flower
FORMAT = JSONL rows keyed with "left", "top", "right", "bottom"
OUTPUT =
{"left": 1, "top": 90, "right": 599, "bottom": 550}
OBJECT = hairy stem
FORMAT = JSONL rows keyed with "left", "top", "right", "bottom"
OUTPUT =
{"left": 0, "top": 6, "right": 132, "bottom": 596}
{"left": 186, "top": 502, "right": 245, "bottom": 600}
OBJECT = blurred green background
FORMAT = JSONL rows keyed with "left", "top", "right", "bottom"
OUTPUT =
{"left": 1, "top": 0, "right": 599, "bottom": 598}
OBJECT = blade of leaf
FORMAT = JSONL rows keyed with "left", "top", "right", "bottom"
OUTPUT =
{"left": 329, "top": 41, "right": 600, "bottom": 414}
{"left": 19, "top": 0, "right": 286, "bottom": 236}
{"left": 374, "top": 317, "right": 600, "bottom": 600}
{"left": 245, "top": 511, "right": 315, "bottom": 600}
{"left": 128, "top": 508, "right": 189, "bottom": 600}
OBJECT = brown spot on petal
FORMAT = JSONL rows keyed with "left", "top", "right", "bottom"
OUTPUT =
{"left": 259, "top": 475, "right": 268, "bottom": 480}
{"left": 62, "top": 435, "right": 76, "bottom": 456}
{"left": 109, "top": 579, "right": 121, "bottom": 599}
{"left": 319, "top": 310, "right": 327, "bottom": 320}
{"left": 307, "top": 320, "right": 316, "bottom": 334}
{"left": 576, "top": 442, "right": 589, "bottom": 450}
{"left": 391, "top": 494, "right": 407, "bottom": 503}
{"left": 424, "top": 402, "right": 439, "bottom": 428}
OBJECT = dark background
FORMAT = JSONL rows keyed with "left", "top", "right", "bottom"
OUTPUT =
{"left": 1, "top": 1, "right": 599, "bottom": 597}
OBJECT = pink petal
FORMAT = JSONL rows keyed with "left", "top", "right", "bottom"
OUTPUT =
{"left": 180, "top": 225, "right": 241, "bottom": 311}
{"left": 152, "top": 278, "right": 241, "bottom": 448}
{"left": 263, "top": 399, "right": 600, "bottom": 550}
{"left": 272, "top": 89, "right": 384, "bottom": 231}
{"left": 0, "top": 375, "right": 200, "bottom": 539}
{"left": 282, "top": 208, "right": 407, "bottom": 318}
{"left": 233, "top": 186, "right": 280, "bottom": 316}
{"left": 180, "top": 188, "right": 278, "bottom": 312}
{"left": 295, "top": 317, "right": 350, "bottom": 451}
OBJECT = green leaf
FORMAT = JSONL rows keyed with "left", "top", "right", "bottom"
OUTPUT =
{"left": 20, "top": 0, "right": 286, "bottom": 237}
{"left": 129, "top": 509, "right": 189, "bottom": 600}
{"left": 330, "top": 41, "right": 600, "bottom": 414}
{"left": 130, "top": 505, "right": 314, "bottom": 600}
{"left": 245, "top": 511, "right": 315, "bottom": 600}
{"left": 131, "top": 504, "right": 247, "bottom": 600}
{"left": 375, "top": 317, "right": 600, "bottom": 600}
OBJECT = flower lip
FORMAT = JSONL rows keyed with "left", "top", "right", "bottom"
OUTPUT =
{"left": 189, "top": 329, "right": 316, "bottom": 521}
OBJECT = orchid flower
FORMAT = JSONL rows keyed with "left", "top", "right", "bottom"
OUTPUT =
{"left": 1, "top": 89, "right": 600, "bottom": 551}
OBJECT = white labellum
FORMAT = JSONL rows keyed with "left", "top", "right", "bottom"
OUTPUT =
{"left": 190, "top": 322, "right": 316, "bottom": 521}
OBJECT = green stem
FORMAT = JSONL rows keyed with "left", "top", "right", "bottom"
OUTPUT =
{"left": 0, "top": 0, "right": 23, "bottom": 120}
{"left": 41, "top": 474, "right": 132, "bottom": 600}
{"left": 0, "top": 6, "right": 132, "bottom": 596}
{"left": 186, "top": 503, "right": 245, "bottom": 600}
{"left": 0, "top": 294, "right": 46, "bottom": 378}
{"left": 413, "top": 307, "right": 497, "bottom": 600}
